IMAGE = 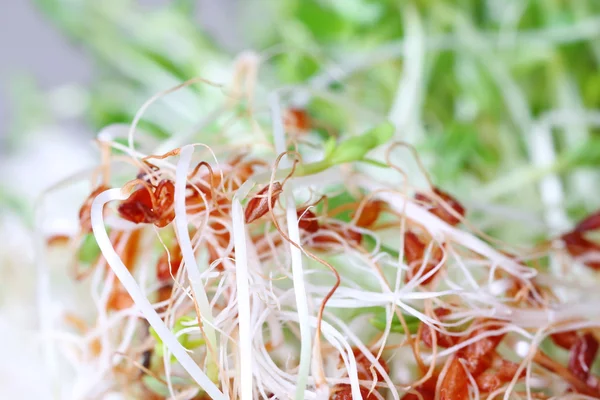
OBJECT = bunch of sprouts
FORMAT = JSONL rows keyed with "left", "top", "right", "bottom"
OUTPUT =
{"left": 37, "top": 53, "right": 600, "bottom": 400}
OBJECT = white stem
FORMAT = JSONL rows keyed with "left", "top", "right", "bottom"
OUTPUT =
{"left": 231, "top": 198, "right": 253, "bottom": 400}
{"left": 285, "top": 188, "right": 313, "bottom": 399}
{"left": 528, "top": 123, "right": 569, "bottom": 234}
{"left": 388, "top": 4, "right": 425, "bottom": 142}
{"left": 90, "top": 188, "right": 225, "bottom": 400}
{"left": 270, "top": 88, "right": 313, "bottom": 399}
{"left": 174, "top": 145, "right": 218, "bottom": 357}
{"left": 358, "top": 177, "right": 533, "bottom": 279}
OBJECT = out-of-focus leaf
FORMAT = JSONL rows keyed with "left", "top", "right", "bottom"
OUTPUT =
{"left": 149, "top": 315, "right": 204, "bottom": 362}
{"left": 78, "top": 233, "right": 102, "bottom": 265}
{"left": 561, "top": 137, "right": 600, "bottom": 169}
{"left": 328, "top": 121, "right": 394, "bottom": 164}
{"left": 370, "top": 308, "right": 421, "bottom": 333}
{"left": 296, "top": 0, "right": 349, "bottom": 42}
{"left": 275, "top": 53, "right": 321, "bottom": 83}
{"left": 423, "top": 122, "right": 500, "bottom": 183}
{"left": 142, "top": 375, "right": 194, "bottom": 397}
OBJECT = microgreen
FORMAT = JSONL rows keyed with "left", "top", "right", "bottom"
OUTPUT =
{"left": 21, "top": 1, "right": 600, "bottom": 398}
{"left": 149, "top": 315, "right": 205, "bottom": 361}
{"left": 294, "top": 121, "right": 394, "bottom": 177}
{"left": 327, "top": 121, "right": 394, "bottom": 165}
{"left": 78, "top": 232, "right": 102, "bottom": 265}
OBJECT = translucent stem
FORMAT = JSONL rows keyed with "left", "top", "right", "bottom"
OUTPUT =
{"left": 174, "top": 145, "right": 218, "bottom": 378}
{"left": 231, "top": 198, "right": 253, "bottom": 400}
{"left": 90, "top": 188, "right": 225, "bottom": 400}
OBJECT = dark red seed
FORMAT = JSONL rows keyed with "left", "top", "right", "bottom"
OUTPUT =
{"left": 575, "top": 211, "right": 600, "bottom": 233}
{"left": 297, "top": 208, "right": 320, "bottom": 233}
{"left": 568, "top": 333, "right": 599, "bottom": 382}
{"left": 420, "top": 308, "right": 457, "bottom": 348}
{"left": 415, "top": 187, "right": 465, "bottom": 226}
{"left": 551, "top": 330, "right": 579, "bottom": 350}
{"left": 244, "top": 182, "right": 283, "bottom": 223}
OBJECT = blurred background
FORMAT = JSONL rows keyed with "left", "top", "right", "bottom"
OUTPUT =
{"left": 1, "top": 0, "right": 600, "bottom": 397}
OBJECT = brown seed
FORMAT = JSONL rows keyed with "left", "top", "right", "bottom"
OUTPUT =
{"left": 568, "top": 333, "right": 599, "bottom": 382}
{"left": 244, "top": 182, "right": 283, "bottom": 223}
{"left": 107, "top": 287, "right": 134, "bottom": 311}
{"left": 415, "top": 187, "right": 465, "bottom": 226}
{"left": 561, "top": 231, "right": 600, "bottom": 270}
{"left": 297, "top": 208, "right": 320, "bottom": 233}
{"left": 284, "top": 108, "right": 310, "bottom": 132}
{"left": 79, "top": 185, "right": 109, "bottom": 233}
{"left": 311, "top": 224, "right": 362, "bottom": 248}
{"left": 551, "top": 330, "right": 579, "bottom": 350}
{"left": 574, "top": 210, "right": 600, "bottom": 233}
{"left": 330, "top": 384, "right": 378, "bottom": 400}
{"left": 117, "top": 180, "right": 176, "bottom": 228}
{"left": 156, "top": 245, "right": 183, "bottom": 281}
{"left": 403, "top": 231, "right": 444, "bottom": 285}
{"left": 353, "top": 200, "right": 385, "bottom": 228}
{"left": 420, "top": 308, "right": 457, "bottom": 348}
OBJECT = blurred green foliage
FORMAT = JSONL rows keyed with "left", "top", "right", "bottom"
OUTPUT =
{"left": 27, "top": 0, "right": 600, "bottom": 243}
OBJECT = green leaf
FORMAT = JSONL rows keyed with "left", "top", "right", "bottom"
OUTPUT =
{"left": 142, "top": 375, "right": 170, "bottom": 397}
{"left": 296, "top": 0, "right": 349, "bottom": 42}
{"left": 328, "top": 121, "right": 395, "bottom": 164}
{"left": 78, "top": 233, "right": 102, "bottom": 265}
{"left": 561, "top": 137, "right": 600, "bottom": 169}
{"left": 275, "top": 53, "right": 320, "bottom": 83}
{"left": 323, "top": 137, "right": 337, "bottom": 159}
{"left": 307, "top": 97, "right": 347, "bottom": 135}
{"left": 149, "top": 315, "right": 204, "bottom": 362}
{"left": 360, "top": 158, "right": 389, "bottom": 169}
{"left": 142, "top": 375, "right": 195, "bottom": 397}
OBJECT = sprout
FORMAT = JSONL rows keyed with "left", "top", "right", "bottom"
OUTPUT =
{"left": 327, "top": 121, "right": 395, "bottom": 165}
{"left": 31, "top": 13, "right": 600, "bottom": 398}
{"left": 149, "top": 315, "right": 205, "bottom": 360}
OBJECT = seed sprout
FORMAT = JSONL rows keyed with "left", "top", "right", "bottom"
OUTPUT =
{"left": 34, "top": 52, "right": 600, "bottom": 400}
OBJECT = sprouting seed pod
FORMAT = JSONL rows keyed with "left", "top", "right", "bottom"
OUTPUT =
{"left": 440, "top": 357, "right": 470, "bottom": 400}
{"left": 330, "top": 385, "right": 377, "bottom": 400}
{"left": 156, "top": 245, "right": 183, "bottom": 281}
{"left": 353, "top": 200, "right": 386, "bottom": 228}
{"left": 107, "top": 287, "right": 134, "bottom": 311}
{"left": 337, "top": 347, "right": 390, "bottom": 382}
{"left": 420, "top": 308, "right": 458, "bottom": 348}
{"left": 574, "top": 210, "right": 600, "bottom": 233}
{"left": 475, "top": 360, "right": 522, "bottom": 392}
{"left": 118, "top": 186, "right": 154, "bottom": 224}
{"left": 550, "top": 330, "right": 579, "bottom": 350}
{"left": 284, "top": 108, "right": 310, "bottom": 132}
{"left": 297, "top": 208, "right": 320, "bottom": 233}
{"left": 568, "top": 333, "right": 599, "bottom": 382}
{"left": 402, "top": 375, "right": 437, "bottom": 400}
{"left": 403, "top": 231, "right": 444, "bottom": 285}
{"left": 311, "top": 224, "right": 362, "bottom": 248}
{"left": 415, "top": 187, "right": 465, "bottom": 226}
{"left": 244, "top": 182, "right": 283, "bottom": 223}
{"left": 118, "top": 180, "right": 176, "bottom": 228}
{"left": 561, "top": 231, "right": 600, "bottom": 270}
{"left": 79, "top": 184, "right": 109, "bottom": 233}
